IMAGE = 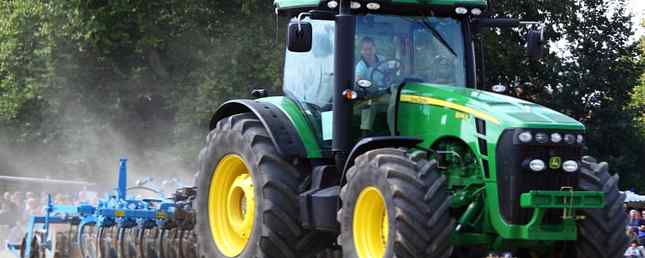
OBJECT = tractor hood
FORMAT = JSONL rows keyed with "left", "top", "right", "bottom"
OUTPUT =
{"left": 401, "top": 83, "right": 585, "bottom": 130}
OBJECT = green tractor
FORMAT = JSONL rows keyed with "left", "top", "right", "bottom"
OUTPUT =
{"left": 195, "top": 0, "right": 628, "bottom": 258}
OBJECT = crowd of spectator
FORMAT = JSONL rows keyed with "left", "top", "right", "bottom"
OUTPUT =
{"left": 625, "top": 209, "right": 645, "bottom": 257}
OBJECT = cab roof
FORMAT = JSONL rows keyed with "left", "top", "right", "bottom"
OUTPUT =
{"left": 274, "top": 0, "right": 487, "bottom": 16}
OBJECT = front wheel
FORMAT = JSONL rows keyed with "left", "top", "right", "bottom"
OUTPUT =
{"left": 339, "top": 148, "right": 454, "bottom": 258}
{"left": 574, "top": 157, "right": 628, "bottom": 258}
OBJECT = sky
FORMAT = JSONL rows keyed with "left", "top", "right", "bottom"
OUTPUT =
{"left": 628, "top": 0, "right": 645, "bottom": 36}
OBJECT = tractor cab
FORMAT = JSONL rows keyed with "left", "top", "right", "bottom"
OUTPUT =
{"left": 283, "top": 13, "right": 470, "bottom": 148}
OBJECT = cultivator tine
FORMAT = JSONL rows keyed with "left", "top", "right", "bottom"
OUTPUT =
{"left": 177, "top": 230, "right": 197, "bottom": 258}
{"left": 116, "top": 228, "right": 137, "bottom": 258}
{"left": 96, "top": 227, "right": 117, "bottom": 258}
{"left": 67, "top": 225, "right": 82, "bottom": 258}
{"left": 156, "top": 229, "right": 178, "bottom": 258}
{"left": 135, "top": 228, "right": 158, "bottom": 258}
{"left": 29, "top": 236, "right": 43, "bottom": 258}
{"left": 135, "top": 229, "right": 145, "bottom": 258}
{"left": 44, "top": 224, "right": 80, "bottom": 258}
{"left": 79, "top": 224, "right": 97, "bottom": 258}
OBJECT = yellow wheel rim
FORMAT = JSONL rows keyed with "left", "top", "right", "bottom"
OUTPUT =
{"left": 353, "top": 187, "right": 388, "bottom": 258}
{"left": 208, "top": 154, "right": 256, "bottom": 257}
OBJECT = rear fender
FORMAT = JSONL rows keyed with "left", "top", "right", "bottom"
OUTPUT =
{"left": 210, "top": 100, "right": 307, "bottom": 160}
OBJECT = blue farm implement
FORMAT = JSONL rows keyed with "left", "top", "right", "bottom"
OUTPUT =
{"left": 8, "top": 158, "right": 197, "bottom": 258}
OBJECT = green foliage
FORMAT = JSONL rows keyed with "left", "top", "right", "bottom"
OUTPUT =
{"left": 0, "top": 1, "right": 50, "bottom": 121}
{"left": 631, "top": 78, "right": 645, "bottom": 133}
{"left": 0, "top": 0, "right": 285, "bottom": 179}
{"left": 631, "top": 22, "right": 645, "bottom": 136}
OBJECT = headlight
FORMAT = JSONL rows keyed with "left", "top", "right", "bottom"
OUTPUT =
{"left": 327, "top": 1, "right": 338, "bottom": 8}
{"left": 350, "top": 1, "right": 361, "bottom": 9}
{"left": 550, "top": 133, "right": 562, "bottom": 143}
{"left": 564, "top": 134, "right": 576, "bottom": 144}
{"left": 535, "top": 133, "right": 548, "bottom": 143}
{"left": 455, "top": 7, "right": 468, "bottom": 14}
{"left": 518, "top": 131, "right": 532, "bottom": 143}
{"left": 562, "top": 160, "right": 579, "bottom": 172}
{"left": 366, "top": 2, "right": 381, "bottom": 10}
{"left": 529, "top": 159, "right": 546, "bottom": 172}
{"left": 577, "top": 134, "right": 584, "bottom": 144}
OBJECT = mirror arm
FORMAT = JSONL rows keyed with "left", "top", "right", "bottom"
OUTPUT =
{"left": 297, "top": 12, "right": 312, "bottom": 31}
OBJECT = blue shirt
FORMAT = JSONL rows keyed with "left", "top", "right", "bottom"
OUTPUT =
{"left": 355, "top": 55, "right": 385, "bottom": 84}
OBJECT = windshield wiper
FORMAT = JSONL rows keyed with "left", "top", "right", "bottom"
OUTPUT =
{"left": 420, "top": 19, "right": 458, "bottom": 57}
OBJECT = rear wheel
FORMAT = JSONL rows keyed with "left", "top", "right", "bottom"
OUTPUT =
{"left": 196, "top": 113, "right": 317, "bottom": 258}
{"left": 574, "top": 157, "right": 628, "bottom": 258}
{"left": 339, "top": 148, "right": 454, "bottom": 258}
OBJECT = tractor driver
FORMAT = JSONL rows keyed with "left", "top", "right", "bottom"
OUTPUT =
{"left": 355, "top": 37, "right": 386, "bottom": 89}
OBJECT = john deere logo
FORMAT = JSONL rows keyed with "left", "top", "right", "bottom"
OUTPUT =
{"left": 549, "top": 156, "right": 562, "bottom": 169}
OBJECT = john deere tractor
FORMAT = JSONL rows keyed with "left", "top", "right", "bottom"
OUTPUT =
{"left": 195, "top": 1, "right": 628, "bottom": 258}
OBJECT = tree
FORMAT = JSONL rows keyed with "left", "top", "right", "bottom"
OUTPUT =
{"left": 484, "top": 0, "right": 645, "bottom": 189}
{"left": 630, "top": 19, "right": 645, "bottom": 135}
{"left": 0, "top": 0, "right": 285, "bottom": 181}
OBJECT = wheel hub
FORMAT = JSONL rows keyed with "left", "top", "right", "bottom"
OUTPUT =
{"left": 208, "top": 154, "right": 255, "bottom": 257}
{"left": 227, "top": 173, "right": 255, "bottom": 240}
{"left": 354, "top": 187, "right": 388, "bottom": 258}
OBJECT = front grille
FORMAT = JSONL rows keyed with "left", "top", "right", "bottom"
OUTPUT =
{"left": 495, "top": 129, "right": 583, "bottom": 225}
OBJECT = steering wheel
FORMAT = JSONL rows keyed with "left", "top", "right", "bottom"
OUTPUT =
{"left": 369, "top": 58, "right": 402, "bottom": 89}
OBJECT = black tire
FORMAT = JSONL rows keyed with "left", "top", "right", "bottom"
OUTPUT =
{"left": 574, "top": 157, "right": 628, "bottom": 258}
{"left": 339, "top": 148, "right": 454, "bottom": 258}
{"left": 196, "top": 113, "right": 319, "bottom": 258}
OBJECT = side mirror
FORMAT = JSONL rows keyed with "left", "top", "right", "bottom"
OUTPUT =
{"left": 288, "top": 22, "right": 312, "bottom": 52}
{"left": 527, "top": 28, "right": 545, "bottom": 60}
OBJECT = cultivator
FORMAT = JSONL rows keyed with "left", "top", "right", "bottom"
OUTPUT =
{"left": 8, "top": 158, "right": 198, "bottom": 258}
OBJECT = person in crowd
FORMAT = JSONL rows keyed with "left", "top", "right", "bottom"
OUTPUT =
{"left": 629, "top": 226, "right": 639, "bottom": 243}
{"left": 25, "top": 192, "right": 36, "bottom": 200}
{"left": 3, "top": 192, "right": 11, "bottom": 203}
{"left": 638, "top": 225, "right": 645, "bottom": 245}
{"left": 625, "top": 240, "right": 645, "bottom": 258}
{"left": 54, "top": 193, "right": 65, "bottom": 204}
{"left": 12, "top": 192, "right": 25, "bottom": 213}
{"left": 24, "top": 198, "right": 42, "bottom": 217}
{"left": 630, "top": 210, "right": 644, "bottom": 232}
{"left": 5, "top": 220, "right": 25, "bottom": 250}
{"left": 0, "top": 201, "right": 12, "bottom": 225}
{"left": 10, "top": 192, "right": 24, "bottom": 219}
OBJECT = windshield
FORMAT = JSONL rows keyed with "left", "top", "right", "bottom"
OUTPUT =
{"left": 355, "top": 15, "right": 466, "bottom": 88}
{"left": 282, "top": 15, "right": 466, "bottom": 148}
{"left": 283, "top": 15, "right": 466, "bottom": 109}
